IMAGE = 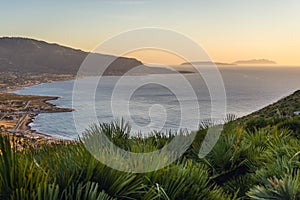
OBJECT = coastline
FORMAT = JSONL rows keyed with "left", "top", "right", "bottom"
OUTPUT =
{"left": 0, "top": 93, "right": 74, "bottom": 149}
{"left": 1, "top": 71, "right": 299, "bottom": 150}
{"left": 0, "top": 73, "right": 75, "bottom": 149}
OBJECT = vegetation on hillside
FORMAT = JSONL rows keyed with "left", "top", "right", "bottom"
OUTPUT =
{"left": 242, "top": 90, "right": 300, "bottom": 119}
{"left": 0, "top": 90, "right": 299, "bottom": 199}
{"left": 1, "top": 114, "right": 300, "bottom": 199}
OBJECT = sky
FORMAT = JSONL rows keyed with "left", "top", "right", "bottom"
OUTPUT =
{"left": 1, "top": 0, "right": 300, "bottom": 65}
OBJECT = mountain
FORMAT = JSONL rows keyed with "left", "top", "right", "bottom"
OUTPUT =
{"left": 233, "top": 59, "right": 276, "bottom": 65}
{"left": 0, "top": 37, "right": 166, "bottom": 75}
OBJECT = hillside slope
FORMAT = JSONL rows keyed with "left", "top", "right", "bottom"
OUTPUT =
{"left": 0, "top": 37, "right": 146, "bottom": 75}
{"left": 242, "top": 90, "right": 300, "bottom": 119}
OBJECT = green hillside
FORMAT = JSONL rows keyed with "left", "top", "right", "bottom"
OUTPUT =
{"left": 243, "top": 90, "right": 300, "bottom": 119}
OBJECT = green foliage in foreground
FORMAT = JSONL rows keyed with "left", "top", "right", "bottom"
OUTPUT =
{"left": 1, "top": 116, "right": 300, "bottom": 199}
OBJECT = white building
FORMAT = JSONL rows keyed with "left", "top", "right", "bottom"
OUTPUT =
{"left": 294, "top": 111, "right": 300, "bottom": 115}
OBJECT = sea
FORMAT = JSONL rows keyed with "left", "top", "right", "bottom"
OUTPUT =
{"left": 14, "top": 66, "right": 300, "bottom": 140}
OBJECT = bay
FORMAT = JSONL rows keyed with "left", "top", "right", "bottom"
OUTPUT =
{"left": 15, "top": 66, "right": 300, "bottom": 140}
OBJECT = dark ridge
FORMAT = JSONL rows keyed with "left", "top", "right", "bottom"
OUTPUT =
{"left": 0, "top": 37, "right": 144, "bottom": 75}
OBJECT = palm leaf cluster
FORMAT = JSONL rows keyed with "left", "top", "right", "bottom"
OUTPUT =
{"left": 0, "top": 115, "right": 300, "bottom": 199}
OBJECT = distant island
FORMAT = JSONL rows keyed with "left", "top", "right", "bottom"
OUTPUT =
{"left": 233, "top": 59, "right": 277, "bottom": 65}
{"left": 181, "top": 61, "right": 233, "bottom": 66}
{"left": 180, "top": 59, "right": 277, "bottom": 66}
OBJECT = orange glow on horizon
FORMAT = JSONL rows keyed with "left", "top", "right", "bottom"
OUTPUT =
{"left": 37, "top": 37, "right": 300, "bottom": 66}
{"left": 123, "top": 49, "right": 187, "bottom": 65}
{"left": 121, "top": 45, "right": 300, "bottom": 66}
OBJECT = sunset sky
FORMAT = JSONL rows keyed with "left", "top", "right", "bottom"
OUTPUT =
{"left": 1, "top": 0, "right": 300, "bottom": 65}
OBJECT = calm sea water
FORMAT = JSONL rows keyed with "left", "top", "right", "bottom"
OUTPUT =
{"left": 15, "top": 66, "right": 300, "bottom": 140}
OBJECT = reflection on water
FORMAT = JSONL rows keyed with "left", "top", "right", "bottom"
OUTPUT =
{"left": 15, "top": 66, "right": 300, "bottom": 140}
